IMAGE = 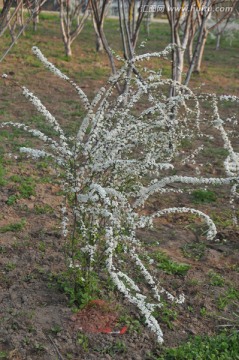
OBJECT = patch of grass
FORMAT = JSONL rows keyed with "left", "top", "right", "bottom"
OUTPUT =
{"left": 36, "top": 159, "right": 51, "bottom": 169}
{"left": 34, "top": 204, "right": 54, "bottom": 215}
{"left": 181, "top": 242, "right": 206, "bottom": 260}
{"left": 38, "top": 241, "right": 46, "bottom": 253}
{"left": 33, "top": 342, "right": 46, "bottom": 352}
{"left": 4, "top": 262, "right": 16, "bottom": 272}
{"left": 0, "top": 128, "right": 23, "bottom": 141}
{"left": 202, "top": 147, "right": 229, "bottom": 158}
{"left": 153, "top": 251, "right": 190, "bottom": 276}
{"left": 6, "top": 195, "right": 18, "bottom": 205}
{"left": 28, "top": 114, "right": 59, "bottom": 138}
{"left": 8, "top": 176, "right": 36, "bottom": 200}
{"left": 191, "top": 189, "right": 217, "bottom": 204}
{"left": 0, "top": 219, "right": 26, "bottom": 233}
{"left": 160, "top": 306, "right": 178, "bottom": 330}
{"left": 200, "top": 307, "right": 208, "bottom": 317}
{"left": 208, "top": 271, "right": 225, "bottom": 287}
{"left": 180, "top": 138, "right": 193, "bottom": 150}
{"left": 0, "top": 109, "right": 8, "bottom": 115}
{"left": 210, "top": 211, "right": 234, "bottom": 228}
{"left": 39, "top": 12, "right": 58, "bottom": 21}
{"left": 0, "top": 245, "right": 7, "bottom": 254}
{"left": 50, "top": 325, "right": 62, "bottom": 334}
{"left": 0, "top": 162, "right": 6, "bottom": 186}
{"left": 9, "top": 174, "right": 22, "bottom": 182}
{"left": 217, "top": 288, "right": 239, "bottom": 310}
{"left": 218, "top": 304, "right": 239, "bottom": 332}
{"left": 18, "top": 181, "right": 35, "bottom": 198}
{"left": 77, "top": 333, "right": 89, "bottom": 352}
{"left": 52, "top": 266, "right": 100, "bottom": 308}
{"left": 0, "top": 351, "right": 8, "bottom": 359}
{"left": 96, "top": 339, "right": 127, "bottom": 356}
{"left": 157, "top": 331, "right": 239, "bottom": 360}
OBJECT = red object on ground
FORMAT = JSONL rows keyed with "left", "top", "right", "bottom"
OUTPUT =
{"left": 71, "top": 299, "right": 127, "bottom": 335}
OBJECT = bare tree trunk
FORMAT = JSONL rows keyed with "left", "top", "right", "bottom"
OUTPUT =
{"left": 65, "top": 40, "right": 72, "bottom": 57}
{"left": 187, "top": 38, "right": 193, "bottom": 64}
{"left": 0, "top": 0, "right": 15, "bottom": 35}
{"left": 33, "top": 0, "right": 40, "bottom": 31}
{"left": 144, "top": 12, "right": 151, "bottom": 36}
{"left": 194, "top": 28, "right": 208, "bottom": 73}
{"left": 216, "top": 33, "right": 221, "bottom": 50}
{"left": 176, "top": 48, "right": 184, "bottom": 84}
{"left": 184, "top": 0, "right": 210, "bottom": 87}
{"left": 96, "top": 32, "right": 104, "bottom": 52}
{"left": 165, "top": 0, "right": 192, "bottom": 95}
{"left": 92, "top": 15, "right": 104, "bottom": 52}
{"left": 58, "top": 0, "right": 89, "bottom": 58}
{"left": 187, "top": 18, "right": 197, "bottom": 64}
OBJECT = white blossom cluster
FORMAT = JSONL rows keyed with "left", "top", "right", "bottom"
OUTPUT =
{"left": 1, "top": 47, "right": 238, "bottom": 343}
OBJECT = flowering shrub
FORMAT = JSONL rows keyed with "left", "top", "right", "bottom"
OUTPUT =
{"left": 1, "top": 47, "right": 239, "bottom": 343}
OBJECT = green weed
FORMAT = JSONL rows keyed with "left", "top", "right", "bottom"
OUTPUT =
{"left": 38, "top": 241, "right": 46, "bottom": 253}
{"left": 217, "top": 288, "right": 239, "bottom": 310}
{"left": 211, "top": 211, "right": 234, "bottom": 228}
{"left": 0, "top": 351, "right": 8, "bottom": 359}
{"left": 208, "top": 271, "right": 225, "bottom": 287}
{"left": 50, "top": 325, "right": 62, "bottom": 334}
{"left": 200, "top": 307, "right": 208, "bottom": 317}
{"left": 180, "top": 138, "right": 193, "bottom": 149}
{"left": 0, "top": 162, "right": 6, "bottom": 186}
{"left": 77, "top": 333, "right": 89, "bottom": 352}
{"left": 33, "top": 342, "right": 46, "bottom": 352}
{"left": 218, "top": 304, "right": 239, "bottom": 332}
{"left": 0, "top": 245, "right": 7, "bottom": 254}
{"left": 7, "top": 176, "right": 36, "bottom": 201}
{"left": 97, "top": 340, "right": 127, "bottom": 356}
{"left": 29, "top": 114, "right": 59, "bottom": 137}
{"left": 153, "top": 251, "right": 190, "bottom": 276}
{"left": 157, "top": 331, "right": 239, "bottom": 360}
{"left": 0, "top": 219, "right": 26, "bottom": 233}
{"left": 153, "top": 302, "right": 178, "bottom": 330}
{"left": 181, "top": 242, "right": 206, "bottom": 260}
{"left": 202, "top": 147, "right": 229, "bottom": 158}
{"left": 34, "top": 204, "right": 54, "bottom": 215}
{"left": 191, "top": 189, "right": 217, "bottom": 204}
{"left": 6, "top": 195, "right": 18, "bottom": 205}
{"left": 117, "top": 314, "right": 142, "bottom": 334}
{"left": 4, "top": 262, "right": 16, "bottom": 272}
{"left": 54, "top": 267, "right": 100, "bottom": 308}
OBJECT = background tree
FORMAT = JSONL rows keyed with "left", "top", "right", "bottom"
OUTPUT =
{"left": 91, "top": 0, "right": 110, "bottom": 52}
{"left": 91, "top": 0, "right": 152, "bottom": 93}
{"left": 0, "top": 0, "right": 15, "bottom": 36}
{"left": 164, "top": 0, "right": 237, "bottom": 90}
{"left": 191, "top": 0, "right": 238, "bottom": 74}
{"left": 58, "top": 0, "right": 90, "bottom": 57}
{"left": 0, "top": 0, "right": 47, "bottom": 63}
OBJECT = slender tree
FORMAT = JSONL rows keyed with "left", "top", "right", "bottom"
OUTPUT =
{"left": 192, "top": 0, "right": 237, "bottom": 74}
{"left": 91, "top": 0, "right": 110, "bottom": 52}
{"left": 0, "top": 0, "right": 14, "bottom": 34}
{"left": 58, "top": 0, "right": 90, "bottom": 57}
{"left": 91, "top": 0, "right": 152, "bottom": 93}
{"left": 164, "top": 0, "right": 237, "bottom": 88}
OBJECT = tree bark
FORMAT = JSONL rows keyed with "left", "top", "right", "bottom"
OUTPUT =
{"left": 194, "top": 28, "right": 208, "bottom": 73}
{"left": 216, "top": 33, "right": 220, "bottom": 50}
{"left": 92, "top": 15, "right": 104, "bottom": 52}
{"left": 65, "top": 40, "right": 72, "bottom": 57}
